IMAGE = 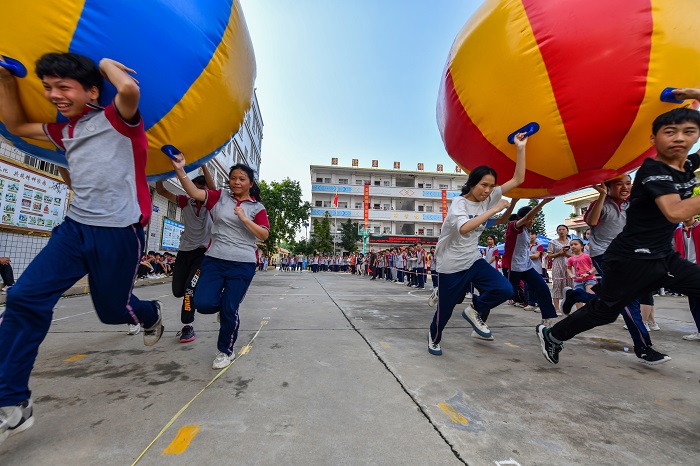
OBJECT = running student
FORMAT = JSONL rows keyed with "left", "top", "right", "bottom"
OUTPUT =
{"left": 558, "top": 174, "right": 666, "bottom": 364}
{"left": 155, "top": 165, "right": 215, "bottom": 343}
{"left": 538, "top": 105, "right": 700, "bottom": 365}
{"left": 428, "top": 132, "right": 529, "bottom": 355}
{"left": 170, "top": 155, "right": 269, "bottom": 370}
{"left": 0, "top": 52, "right": 163, "bottom": 445}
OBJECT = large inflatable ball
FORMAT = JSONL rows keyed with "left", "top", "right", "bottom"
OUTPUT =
{"left": 438, "top": 0, "right": 700, "bottom": 198}
{"left": 0, "top": 0, "right": 255, "bottom": 181}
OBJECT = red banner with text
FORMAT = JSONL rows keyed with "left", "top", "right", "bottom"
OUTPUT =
{"left": 441, "top": 190, "right": 447, "bottom": 221}
{"left": 364, "top": 184, "right": 369, "bottom": 228}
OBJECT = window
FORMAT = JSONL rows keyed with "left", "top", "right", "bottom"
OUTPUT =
{"left": 324, "top": 177, "right": 331, "bottom": 184}
{"left": 315, "top": 201, "right": 323, "bottom": 207}
{"left": 418, "top": 228, "right": 425, "bottom": 236}
{"left": 167, "top": 200, "right": 177, "bottom": 220}
{"left": 373, "top": 203, "right": 380, "bottom": 210}
{"left": 338, "top": 178, "right": 349, "bottom": 185}
{"left": 426, "top": 228, "right": 434, "bottom": 236}
{"left": 382, "top": 204, "right": 390, "bottom": 211}
{"left": 439, "top": 184, "right": 449, "bottom": 189}
{"left": 374, "top": 181, "right": 380, "bottom": 186}
{"left": 338, "top": 202, "right": 348, "bottom": 208}
{"left": 425, "top": 183, "right": 432, "bottom": 188}
{"left": 355, "top": 203, "right": 362, "bottom": 209}
{"left": 383, "top": 180, "right": 391, "bottom": 186}
{"left": 373, "top": 226, "right": 380, "bottom": 233}
{"left": 383, "top": 227, "right": 390, "bottom": 234}
{"left": 323, "top": 201, "right": 331, "bottom": 207}
{"left": 418, "top": 206, "right": 424, "bottom": 212}
{"left": 425, "top": 206, "right": 433, "bottom": 212}
{"left": 355, "top": 180, "right": 364, "bottom": 185}
{"left": 316, "top": 177, "right": 323, "bottom": 183}
{"left": 418, "top": 183, "right": 424, "bottom": 188}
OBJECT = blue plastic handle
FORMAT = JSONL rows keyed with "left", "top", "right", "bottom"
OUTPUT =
{"left": 660, "top": 87, "right": 685, "bottom": 104}
{"left": 160, "top": 144, "right": 181, "bottom": 161}
{"left": 508, "top": 122, "right": 540, "bottom": 144}
{"left": 0, "top": 55, "right": 27, "bottom": 78}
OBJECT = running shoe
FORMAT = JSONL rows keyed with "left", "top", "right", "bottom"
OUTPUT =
{"left": 541, "top": 318, "right": 553, "bottom": 327}
{"left": 634, "top": 346, "right": 671, "bottom": 365}
{"left": 427, "top": 331, "right": 442, "bottom": 355}
{"left": 470, "top": 330, "right": 494, "bottom": 341}
{"left": 212, "top": 351, "right": 233, "bottom": 369}
{"left": 177, "top": 325, "right": 195, "bottom": 343}
{"left": 536, "top": 324, "right": 563, "bottom": 364}
{"left": 523, "top": 305, "right": 537, "bottom": 311}
{"left": 143, "top": 301, "right": 164, "bottom": 347}
{"left": 647, "top": 321, "right": 660, "bottom": 331}
{"left": 462, "top": 305, "right": 492, "bottom": 339}
{"left": 428, "top": 288, "right": 439, "bottom": 307}
{"left": 0, "top": 398, "right": 34, "bottom": 445}
{"left": 560, "top": 286, "right": 575, "bottom": 315}
{"left": 127, "top": 324, "right": 141, "bottom": 335}
{"left": 682, "top": 332, "right": 700, "bottom": 341}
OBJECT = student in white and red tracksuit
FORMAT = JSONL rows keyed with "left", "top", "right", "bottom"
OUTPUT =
{"left": 170, "top": 157, "right": 270, "bottom": 370}
{"left": 674, "top": 217, "right": 700, "bottom": 341}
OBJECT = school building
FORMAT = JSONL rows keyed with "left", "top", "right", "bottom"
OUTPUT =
{"left": 309, "top": 160, "right": 468, "bottom": 251}
{"left": 0, "top": 91, "right": 263, "bottom": 278}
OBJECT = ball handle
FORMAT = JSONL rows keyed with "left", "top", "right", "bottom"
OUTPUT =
{"left": 507, "top": 122, "right": 540, "bottom": 144}
{"left": 0, "top": 55, "right": 27, "bottom": 78}
{"left": 160, "top": 144, "right": 181, "bottom": 161}
{"left": 660, "top": 87, "right": 685, "bottom": 104}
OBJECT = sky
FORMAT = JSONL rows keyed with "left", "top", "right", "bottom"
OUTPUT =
{"left": 240, "top": 0, "right": 599, "bottom": 237}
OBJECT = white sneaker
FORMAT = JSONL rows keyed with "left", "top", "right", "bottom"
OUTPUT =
{"left": 644, "top": 322, "right": 651, "bottom": 332}
{"left": 143, "top": 301, "right": 164, "bottom": 347}
{"left": 471, "top": 330, "right": 494, "bottom": 341}
{"left": 428, "top": 288, "right": 439, "bottom": 307}
{"left": 648, "top": 321, "right": 660, "bottom": 331}
{"left": 462, "top": 305, "right": 492, "bottom": 339}
{"left": 523, "top": 305, "right": 536, "bottom": 311}
{"left": 212, "top": 351, "right": 233, "bottom": 369}
{"left": 682, "top": 332, "right": 700, "bottom": 341}
{"left": 127, "top": 324, "right": 141, "bottom": 335}
{"left": 0, "top": 399, "right": 33, "bottom": 445}
{"left": 427, "top": 331, "right": 442, "bottom": 355}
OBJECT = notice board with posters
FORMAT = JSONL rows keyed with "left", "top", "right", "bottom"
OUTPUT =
{"left": 0, "top": 157, "right": 69, "bottom": 234}
{"left": 161, "top": 217, "right": 184, "bottom": 251}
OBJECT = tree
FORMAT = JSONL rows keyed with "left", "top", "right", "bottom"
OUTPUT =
{"left": 529, "top": 199, "right": 547, "bottom": 236}
{"left": 339, "top": 219, "right": 360, "bottom": 253}
{"left": 311, "top": 212, "right": 333, "bottom": 254}
{"left": 258, "top": 178, "right": 311, "bottom": 255}
{"left": 479, "top": 215, "right": 507, "bottom": 245}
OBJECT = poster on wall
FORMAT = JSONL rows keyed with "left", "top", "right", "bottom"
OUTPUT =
{"left": 161, "top": 217, "right": 185, "bottom": 251}
{"left": 0, "top": 157, "right": 69, "bottom": 234}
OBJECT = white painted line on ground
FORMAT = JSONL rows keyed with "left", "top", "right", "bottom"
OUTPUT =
{"left": 52, "top": 311, "right": 93, "bottom": 322}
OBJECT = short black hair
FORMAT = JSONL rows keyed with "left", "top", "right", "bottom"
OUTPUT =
{"left": 516, "top": 206, "right": 532, "bottom": 219}
{"left": 462, "top": 165, "right": 497, "bottom": 195}
{"left": 36, "top": 53, "right": 104, "bottom": 96}
{"left": 192, "top": 175, "right": 206, "bottom": 187}
{"left": 570, "top": 238, "right": 584, "bottom": 247}
{"left": 652, "top": 108, "right": 700, "bottom": 135}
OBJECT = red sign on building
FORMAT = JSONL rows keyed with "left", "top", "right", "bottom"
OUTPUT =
{"left": 442, "top": 190, "right": 447, "bottom": 221}
{"left": 363, "top": 184, "right": 370, "bottom": 228}
{"left": 394, "top": 161, "right": 400, "bottom": 169}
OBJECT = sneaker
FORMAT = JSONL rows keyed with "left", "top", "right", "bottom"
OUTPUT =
{"left": 644, "top": 322, "right": 651, "bottom": 332}
{"left": 523, "top": 305, "right": 537, "bottom": 311}
{"left": 471, "top": 330, "right": 494, "bottom": 341}
{"left": 427, "top": 331, "right": 442, "bottom": 355}
{"left": 648, "top": 321, "right": 660, "bottom": 331}
{"left": 634, "top": 346, "right": 671, "bottom": 365}
{"left": 682, "top": 332, "right": 700, "bottom": 341}
{"left": 536, "top": 324, "right": 563, "bottom": 364}
{"left": 462, "top": 305, "right": 492, "bottom": 339}
{"left": 541, "top": 318, "right": 553, "bottom": 327}
{"left": 127, "top": 324, "right": 141, "bottom": 335}
{"left": 560, "top": 286, "right": 575, "bottom": 315}
{"left": 212, "top": 351, "right": 233, "bottom": 369}
{"left": 177, "top": 324, "right": 195, "bottom": 343}
{"left": 0, "top": 398, "right": 34, "bottom": 445}
{"left": 143, "top": 301, "right": 164, "bottom": 347}
{"left": 428, "top": 288, "right": 439, "bottom": 307}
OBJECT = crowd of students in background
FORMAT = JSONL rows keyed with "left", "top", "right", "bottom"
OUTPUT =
{"left": 137, "top": 251, "right": 176, "bottom": 279}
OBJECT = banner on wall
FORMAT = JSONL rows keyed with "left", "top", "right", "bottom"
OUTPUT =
{"left": 363, "top": 184, "right": 369, "bottom": 228}
{"left": 0, "top": 157, "right": 69, "bottom": 234}
{"left": 161, "top": 217, "right": 185, "bottom": 251}
{"left": 442, "top": 190, "right": 447, "bottom": 221}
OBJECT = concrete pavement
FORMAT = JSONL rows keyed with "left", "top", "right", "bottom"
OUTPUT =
{"left": 0, "top": 270, "right": 698, "bottom": 465}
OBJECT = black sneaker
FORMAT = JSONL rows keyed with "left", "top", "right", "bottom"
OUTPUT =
{"left": 0, "top": 398, "right": 34, "bottom": 445}
{"left": 634, "top": 346, "right": 671, "bottom": 365}
{"left": 560, "top": 286, "right": 575, "bottom": 315}
{"left": 177, "top": 324, "right": 195, "bottom": 343}
{"left": 536, "top": 324, "right": 563, "bottom": 364}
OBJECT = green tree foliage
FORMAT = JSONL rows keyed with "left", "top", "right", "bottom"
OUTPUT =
{"left": 258, "top": 178, "right": 311, "bottom": 255}
{"left": 339, "top": 219, "right": 360, "bottom": 253}
{"left": 529, "top": 199, "right": 547, "bottom": 236}
{"left": 311, "top": 212, "right": 333, "bottom": 254}
{"left": 479, "top": 218, "right": 507, "bottom": 246}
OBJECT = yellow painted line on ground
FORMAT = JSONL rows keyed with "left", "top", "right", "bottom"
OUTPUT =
{"left": 238, "top": 345, "right": 251, "bottom": 355}
{"left": 438, "top": 403, "right": 468, "bottom": 424}
{"left": 161, "top": 425, "right": 200, "bottom": 455}
{"left": 271, "top": 307, "right": 278, "bottom": 310}
{"left": 64, "top": 354, "right": 87, "bottom": 362}
{"left": 380, "top": 342, "right": 391, "bottom": 349}
{"left": 503, "top": 342, "right": 519, "bottom": 348}
{"left": 131, "top": 319, "right": 269, "bottom": 465}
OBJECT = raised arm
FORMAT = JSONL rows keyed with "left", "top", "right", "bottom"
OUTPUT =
{"left": 155, "top": 181, "right": 177, "bottom": 203}
{"left": 499, "top": 133, "right": 527, "bottom": 195}
{"left": 201, "top": 164, "right": 216, "bottom": 190}
{"left": 494, "top": 198, "right": 519, "bottom": 225}
{"left": 99, "top": 58, "right": 140, "bottom": 122}
{"left": 515, "top": 198, "right": 553, "bottom": 228}
{"left": 169, "top": 154, "right": 206, "bottom": 202}
{"left": 584, "top": 185, "right": 607, "bottom": 226}
{"left": 0, "top": 67, "right": 48, "bottom": 141}
{"left": 655, "top": 194, "right": 700, "bottom": 224}
{"left": 459, "top": 199, "right": 511, "bottom": 234}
